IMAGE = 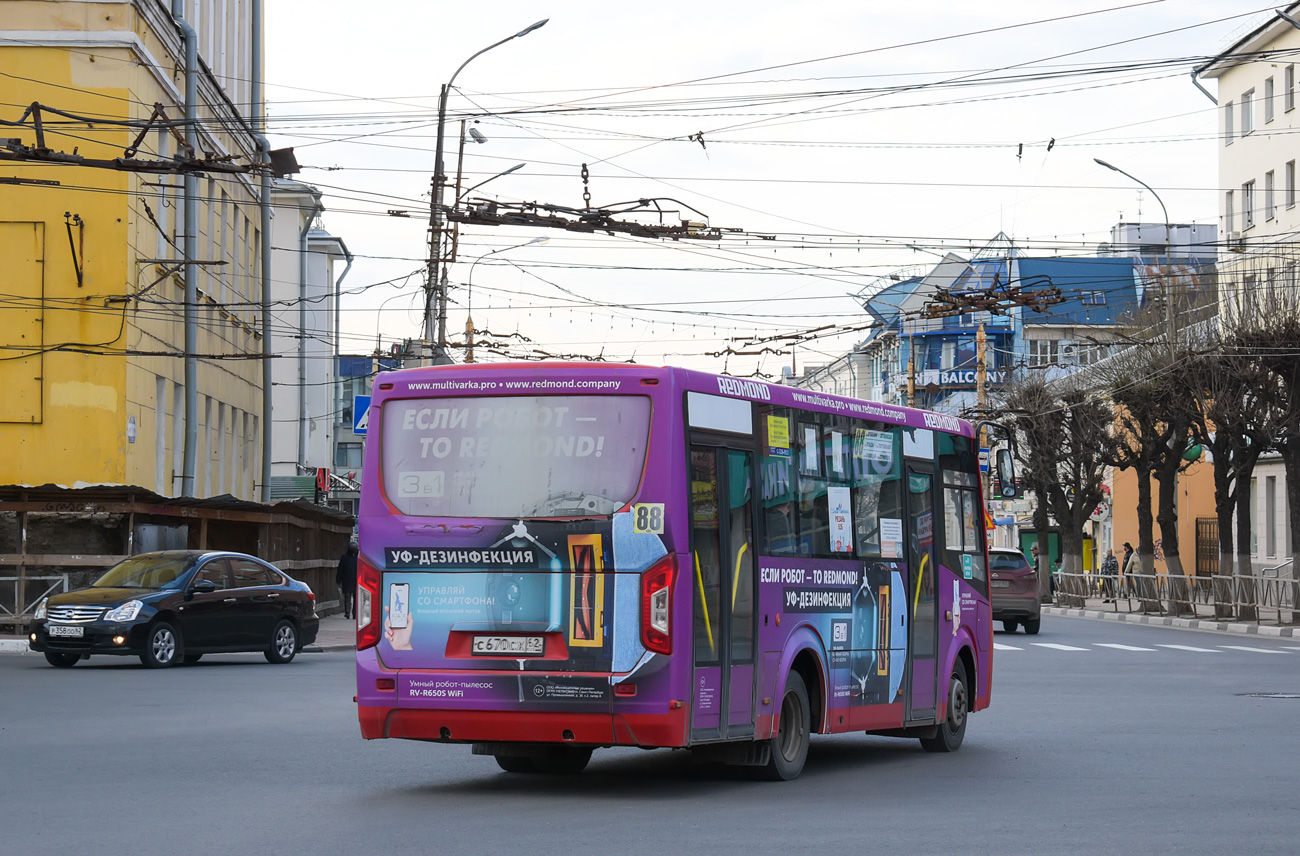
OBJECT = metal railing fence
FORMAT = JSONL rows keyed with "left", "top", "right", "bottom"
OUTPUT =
{"left": 1053, "top": 568, "right": 1298, "bottom": 624}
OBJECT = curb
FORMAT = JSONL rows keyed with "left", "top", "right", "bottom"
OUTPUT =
{"left": 0, "top": 639, "right": 29, "bottom": 654}
{"left": 1043, "top": 606, "right": 1296, "bottom": 637}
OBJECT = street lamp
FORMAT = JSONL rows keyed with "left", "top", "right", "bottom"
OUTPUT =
{"left": 464, "top": 237, "right": 548, "bottom": 363}
{"left": 1094, "top": 157, "right": 1173, "bottom": 341}
{"left": 459, "top": 162, "right": 527, "bottom": 203}
{"left": 424, "top": 19, "right": 549, "bottom": 363}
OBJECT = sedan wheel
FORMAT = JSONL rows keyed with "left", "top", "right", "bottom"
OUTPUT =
{"left": 45, "top": 652, "right": 80, "bottom": 668}
{"left": 265, "top": 620, "right": 298, "bottom": 664}
{"left": 141, "top": 622, "right": 181, "bottom": 668}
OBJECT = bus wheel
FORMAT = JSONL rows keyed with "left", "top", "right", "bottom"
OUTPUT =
{"left": 759, "top": 671, "right": 811, "bottom": 781}
{"left": 494, "top": 755, "right": 537, "bottom": 773}
{"left": 534, "top": 747, "right": 592, "bottom": 774}
{"left": 921, "top": 661, "right": 969, "bottom": 753}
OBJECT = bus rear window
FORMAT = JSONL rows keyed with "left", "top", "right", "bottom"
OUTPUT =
{"left": 380, "top": 395, "right": 651, "bottom": 518}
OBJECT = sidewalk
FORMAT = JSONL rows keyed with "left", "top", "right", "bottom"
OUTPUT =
{"left": 0, "top": 611, "right": 357, "bottom": 656}
{"left": 1043, "top": 598, "right": 1297, "bottom": 637}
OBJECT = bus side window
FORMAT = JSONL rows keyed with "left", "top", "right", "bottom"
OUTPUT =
{"left": 759, "top": 406, "right": 798, "bottom": 557}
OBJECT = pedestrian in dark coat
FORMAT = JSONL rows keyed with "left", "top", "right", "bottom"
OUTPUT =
{"left": 337, "top": 542, "right": 358, "bottom": 619}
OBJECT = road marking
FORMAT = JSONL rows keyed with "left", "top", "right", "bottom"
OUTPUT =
{"left": 993, "top": 642, "right": 1022, "bottom": 650}
{"left": 1157, "top": 644, "right": 1220, "bottom": 653}
{"left": 1283, "top": 646, "right": 1300, "bottom": 652}
{"left": 1096, "top": 643, "right": 1156, "bottom": 651}
{"left": 1220, "top": 645, "right": 1288, "bottom": 654}
{"left": 1031, "top": 643, "right": 1089, "bottom": 651}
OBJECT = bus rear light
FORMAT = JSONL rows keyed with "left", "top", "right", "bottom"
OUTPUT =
{"left": 640, "top": 555, "right": 675, "bottom": 655}
{"left": 614, "top": 682, "right": 637, "bottom": 697}
{"left": 376, "top": 678, "right": 396, "bottom": 691}
{"left": 357, "top": 554, "right": 381, "bottom": 651}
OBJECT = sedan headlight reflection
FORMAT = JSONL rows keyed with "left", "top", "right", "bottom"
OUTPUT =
{"left": 103, "top": 600, "right": 143, "bottom": 622}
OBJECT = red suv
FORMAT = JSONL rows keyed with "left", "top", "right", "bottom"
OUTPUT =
{"left": 990, "top": 548, "right": 1041, "bottom": 634}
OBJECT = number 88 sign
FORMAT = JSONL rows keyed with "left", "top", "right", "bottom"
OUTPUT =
{"left": 633, "top": 503, "right": 665, "bottom": 534}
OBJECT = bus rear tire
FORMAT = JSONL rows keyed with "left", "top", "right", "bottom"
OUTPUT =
{"left": 758, "top": 671, "right": 811, "bottom": 781}
{"left": 495, "top": 754, "right": 537, "bottom": 773}
{"left": 533, "top": 747, "right": 592, "bottom": 774}
{"left": 921, "top": 660, "right": 969, "bottom": 753}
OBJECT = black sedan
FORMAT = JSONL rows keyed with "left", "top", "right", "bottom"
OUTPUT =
{"left": 28, "top": 550, "right": 320, "bottom": 668}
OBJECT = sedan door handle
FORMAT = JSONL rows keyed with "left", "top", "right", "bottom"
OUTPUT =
{"left": 224, "top": 598, "right": 237, "bottom": 603}
{"left": 267, "top": 593, "right": 280, "bottom": 598}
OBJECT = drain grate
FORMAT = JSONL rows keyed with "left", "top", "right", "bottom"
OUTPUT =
{"left": 1238, "top": 692, "right": 1300, "bottom": 699}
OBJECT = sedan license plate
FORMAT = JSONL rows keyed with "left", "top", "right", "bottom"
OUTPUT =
{"left": 992, "top": 579, "right": 1011, "bottom": 588}
{"left": 471, "top": 635, "right": 544, "bottom": 656}
{"left": 48, "top": 624, "right": 84, "bottom": 638}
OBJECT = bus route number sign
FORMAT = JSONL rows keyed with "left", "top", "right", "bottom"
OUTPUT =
{"left": 633, "top": 503, "right": 665, "bottom": 534}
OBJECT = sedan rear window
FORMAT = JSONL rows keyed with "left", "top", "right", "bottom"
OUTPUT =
{"left": 990, "top": 552, "right": 1032, "bottom": 572}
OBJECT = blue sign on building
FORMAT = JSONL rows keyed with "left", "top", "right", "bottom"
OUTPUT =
{"left": 353, "top": 395, "right": 371, "bottom": 435}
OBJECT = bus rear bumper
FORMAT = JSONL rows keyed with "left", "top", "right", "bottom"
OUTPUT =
{"left": 359, "top": 705, "right": 688, "bottom": 748}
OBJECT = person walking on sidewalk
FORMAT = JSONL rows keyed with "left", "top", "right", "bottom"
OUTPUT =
{"left": 1121, "top": 542, "right": 1137, "bottom": 599}
{"left": 1100, "top": 548, "right": 1119, "bottom": 602}
{"left": 336, "top": 542, "right": 358, "bottom": 619}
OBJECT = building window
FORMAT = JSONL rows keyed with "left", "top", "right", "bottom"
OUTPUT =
{"left": 335, "top": 442, "right": 363, "bottom": 469}
{"left": 1265, "top": 476, "right": 1277, "bottom": 558}
{"left": 1242, "top": 88, "right": 1254, "bottom": 135}
{"left": 1243, "top": 180, "right": 1256, "bottom": 229}
{"left": 1287, "top": 161, "right": 1295, "bottom": 209}
{"left": 1265, "top": 76, "right": 1275, "bottom": 123}
{"left": 1225, "top": 190, "right": 1235, "bottom": 233}
{"left": 1288, "top": 65, "right": 1296, "bottom": 112}
{"left": 1266, "top": 170, "right": 1276, "bottom": 220}
{"left": 1225, "top": 100, "right": 1235, "bottom": 144}
{"left": 1028, "top": 340, "right": 1058, "bottom": 367}
{"left": 1081, "top": 290, "right": 1106, "bottom": 305}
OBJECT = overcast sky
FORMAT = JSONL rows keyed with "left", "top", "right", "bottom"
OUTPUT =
{"left": 263, "top": 0, "right": 1271, "bottom": 378}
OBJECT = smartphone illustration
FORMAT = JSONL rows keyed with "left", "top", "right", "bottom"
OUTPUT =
{"left": 389, "top": 583, "right": 410, "bottom": 629}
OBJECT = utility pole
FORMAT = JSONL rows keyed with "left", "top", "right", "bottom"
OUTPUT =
{"left": 424, "top": 20, "right": 548, "bottom": 364}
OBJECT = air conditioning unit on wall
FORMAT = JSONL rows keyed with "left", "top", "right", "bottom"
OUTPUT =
{"left": 1228, "top": 231, "right": 1245, "bottom": 252}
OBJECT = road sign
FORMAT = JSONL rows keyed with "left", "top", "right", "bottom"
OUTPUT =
{"left": 978, "top": 447, "right": 990, "bottom": 473}
{"left": 353, "top": 395, "right": 371, "bottom": 435}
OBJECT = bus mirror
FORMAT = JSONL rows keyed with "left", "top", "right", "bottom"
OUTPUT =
{"left": 995, "top": 449, "right": 1017, "bottom": 498}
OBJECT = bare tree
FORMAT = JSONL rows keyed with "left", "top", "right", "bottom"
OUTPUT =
{"left": 1185, "top": 337, "right": 1275, "bottom": 620}
{"left": 1228, "top": 281, "right": 1300, "bottom": 614}
{"left": 998, "top": 374, "right": 1115, "bottom": 605}
{"left": 1097, "top": 340, "right": 1195, "bottom": 614}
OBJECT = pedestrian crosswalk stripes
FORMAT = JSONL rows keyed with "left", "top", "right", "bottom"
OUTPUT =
{"left": 990, "top": 641, "right": 1296, "bottom": 654}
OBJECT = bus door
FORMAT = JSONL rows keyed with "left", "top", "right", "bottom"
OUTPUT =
{"left": 905, "top": 463, "right": 939, "bottom": 724}
{"left": 688, "top": 444, "right": 757, "bottom": 741}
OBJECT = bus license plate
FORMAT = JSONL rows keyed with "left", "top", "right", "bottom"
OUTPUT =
{"left": 471, "top": 635, "right": 544, "bottom": 656}
{"left": 991, "top": 580, "right": 1010, "bottom": 588}
{"left": 48, "top": 624, "right": 84, "bottom": 637}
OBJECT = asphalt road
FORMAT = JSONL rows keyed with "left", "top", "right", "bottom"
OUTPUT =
{"left": 4, "top": 617, "right": 1298, "bottom": 856}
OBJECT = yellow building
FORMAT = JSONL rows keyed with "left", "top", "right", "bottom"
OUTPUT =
{"left": 0, "top": 1, "right": 264, "bottom": 498}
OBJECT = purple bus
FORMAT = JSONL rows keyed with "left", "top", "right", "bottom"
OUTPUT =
{"left": 354, "top": 363, "right": 999, "bottom": 779}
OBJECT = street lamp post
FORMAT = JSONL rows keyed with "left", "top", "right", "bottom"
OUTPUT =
{"left": 464, "top": 237, "right": 548, "bottom": 363}
{"left": 1094, "top": 157, "right": 1173, "bottom": 343}
{"left": 424, "top": 19, "right": 548, "bottom": 363}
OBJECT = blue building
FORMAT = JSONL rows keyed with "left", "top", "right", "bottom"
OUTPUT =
{"left": 790, "top": 231, "right": 1215, "bottom": 416}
